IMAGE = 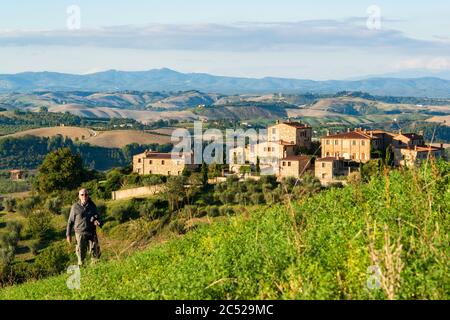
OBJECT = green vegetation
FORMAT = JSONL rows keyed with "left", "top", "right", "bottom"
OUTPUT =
{"left": 0, "top": 109, "right": 181, "bottom": 136}
{"left": 0, "top": 135, "right": 172, "bottom": 171}
{"left": 0, "top": 160, "right": 448, "bottom": 299}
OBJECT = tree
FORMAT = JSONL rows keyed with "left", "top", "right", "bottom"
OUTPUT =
{"left": 201, "top": 161, "right": 208, "bottom": 187}
{"left": 256, "top": 157, "right": 261, "bottom": 176}
{"left": 35, "top": 148, "right": 86, "bottom": 194}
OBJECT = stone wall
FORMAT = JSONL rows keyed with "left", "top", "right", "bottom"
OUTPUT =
{"left": 111, "top": 185, "right": 166, "bottom": 201}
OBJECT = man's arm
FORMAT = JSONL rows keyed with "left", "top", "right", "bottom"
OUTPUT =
{"left": 66, "top": 205, "right": 75, "bottom": 242}
{"left": 92, "top": 202, "right": 102, "bottom": 228}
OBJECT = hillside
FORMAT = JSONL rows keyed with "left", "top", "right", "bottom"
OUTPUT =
{"left": 1, "top": 163, "right": 448, "bottom": 300}
{"left": 1, "top": 69, "right": 450, "bottom": 97}
{"left": 3, "top": 127, "right": 172, "bottom": 148}
{"left": 4, "top": 126, "right": 95, "bottom": 141}
{"left": 86, "top": 130, "right": 172, "bottom": 148}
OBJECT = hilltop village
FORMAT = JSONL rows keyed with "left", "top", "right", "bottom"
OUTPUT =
{"left": 132, "top": 120, "right": 444, "bottom": 186}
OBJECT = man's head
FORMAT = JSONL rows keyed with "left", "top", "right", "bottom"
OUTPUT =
{"left": 78, "top": 188, "right": 89, "bottom": 205}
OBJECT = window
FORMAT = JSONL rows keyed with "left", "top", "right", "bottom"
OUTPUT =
{"left": 352, "top": 140, "right": 356, "bottom": 146}
{"left": 335, "top": 140, "right": 339, "bottom": 145}
{"left": 168, "top": 171, "right": 171, "bottom": 175}
{"left": 326, "top": 140, "right": 330, "bottom": 145}
{"left": 322, "top": 173, "right": 326, "bottom": 179}
{"left": 161, "top": 160, "right": 165, "bottom": 165}
{"left": 361, "top": 153, "right": 365, "bottom": 160}
{"left": 178, "top": 171, "right": 181, "bottom": 175}
{"left": 361, "top": 140, "right": 366, "bottom": 146}
{"left": 322, "top": 163, "right": 326, "bottom": 168}
{"left": 149, "top": 170, "right": 152, "bottom": 174}
{"left": 352, "top": 153, "right": 356, "bottom": 160}
{"left": 282, "top": 162, "right": 286, "bottom": 166}
{"left": 149, "top": 160, "right": 153, "bottom": 165}
{"left": 288, "top": 162, "right": 291, "bottom": 167}
{"left": 272, "top": 128, "right": 276, "bottom": 134}
{"left": 326, "top": 152, "right": 330, "bottom": 156}
{"left": 138, "top": 158, "right": 142, "bottom": 163}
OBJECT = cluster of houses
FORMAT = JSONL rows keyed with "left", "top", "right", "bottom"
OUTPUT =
{"left": 132, "top": 120, "right": 445, "bottom": 186}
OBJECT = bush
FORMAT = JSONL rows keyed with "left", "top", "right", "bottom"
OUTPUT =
{"left": 0, "top": 232, "right": 19, "bottom": 252}
{"left": 219, "top": 205, "right": 235, "bottom": 216}
{"left": 26, "top": 210, "right": 54, "bottom": 240}
{"left": 206, "top": 206, "right": 220, "bottom": 217}
{"left": 108, "top": 200, "right": 139, "bottom": 223}
{"left": 6, "top": 221, "right": 22, "bottom": 235}
{"left": 16, "top": 196, "right": 41, "bottom": 217}
{"left": 34, "top": 242, "right": 71, "bottom": 278}
{"left": 29, "top": 239, "right": 41, "bottom": 256}
{"left": 2, "top": 198, "right": 16, "bottom": 213}
{"left": 61, "top": 206, "right": 71, "bottom": 221}
{"left": 44, "top": 197, "right": 63, "bottom": 215}
{"left": 0, "top": 246, "right": 15, "bottom": 286}
{"left": 138, "top": 200, "right": 164, "bottom": 220}
{"left": 169, "top": 219, "right": 185, "bottom": 235}
{"left": 141, "top": 175, "right": 165, "bottom": 186}
{"left": 250, "top": 193, "right": 265, "bottom": 205}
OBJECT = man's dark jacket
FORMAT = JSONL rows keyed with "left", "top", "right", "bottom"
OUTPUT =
{"left": 66, "top": 199, "right": 102, "bottom": 237}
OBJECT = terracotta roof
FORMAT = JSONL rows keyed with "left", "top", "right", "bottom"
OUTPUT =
{"left": 9, "top": 169, "right": 23, "bottom": 173}
{"left": 322, "top": 131, "right": 372, "bottom": 140}
{"left": 140, "top": 152, "right": 186, "bottom": 160}
{"left": 400, "top": 133, "right": 423, "bottom": 140}
{"left": 278, "top": 140, "right": 296, "bottom": 146}
{"left": 281, "top": 121, "right": 311, "bottom": 129}
{"left": 399, "top": 145, "right": 442, "bottom": 152}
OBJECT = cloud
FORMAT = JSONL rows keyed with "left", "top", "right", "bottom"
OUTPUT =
{"left": 395, "top": 57, "right": 450, "bottom": 71}
{"left": 0, "top": 19, "right": 449, "bottom": 54}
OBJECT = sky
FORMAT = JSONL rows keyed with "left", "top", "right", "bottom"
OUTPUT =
{"left": 1, "top": 0, "right": 450, "bottom": 79}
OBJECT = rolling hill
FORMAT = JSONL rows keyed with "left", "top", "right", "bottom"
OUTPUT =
{"left": 3, "top": 127, "right": 173, "bottom": 148}
{"left": 1, "top": 68, "right": 450, "bottom": 97}
{"left": 0, "top": 165, "right": 448, "bottom": 299}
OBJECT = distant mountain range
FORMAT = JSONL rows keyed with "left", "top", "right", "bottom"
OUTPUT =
{"left": 1, "top": 68, "right": 450, "bottom": 98}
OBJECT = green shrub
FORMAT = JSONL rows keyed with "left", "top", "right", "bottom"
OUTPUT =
{"left": 141, "top": 174, "right": 166, "bottom": 186}
{"left": 169, "top": 219, "right": 185, "bottom": 235}
{"left": 16, "top": 196, "right": 41, "bottom": 217}
{"left": 107, "top": 200, "right": 139, "bottom": 223}
{"left": 206, "top": 206, "right": 220, "bottom": 217}
{"left": 5, "top": 221, "right": 22, "bottom": 237}
{"left": 26, "top": 210, "right": 53, "bottom": 240}
{"left": 61, "top": 206, "right": 71, "bottom": 221}
{"left": 44, "top": 197, "right": 63, "bottom": 215}
{"left": 29, "top": 239, "right": 41, "bottom": 256}
{"left": 219, "top": 205, "right": 235, "bottom": 216}
{"left": 0, "top": 232, "right": 19, "bottom": 252}
{"left": 250, "top": 193, "right": 265, "bottom": 205}
{"left": 34, "top": 242, "right": 71, "bottom": 278}
{"left": 2, "top": 198, "right": 16, "bottom": 213}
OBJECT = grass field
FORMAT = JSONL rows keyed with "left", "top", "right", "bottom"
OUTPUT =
{"left": 2, "top": 127, "right": 173, "bottom": 148}
{"left": 1, "top": 162, "right": 448, "bottom": 300}
{"left": 4, "top": 127, "right": 94, "bottom": 141}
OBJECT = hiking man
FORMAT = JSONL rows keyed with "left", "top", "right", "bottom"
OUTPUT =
{"left": 66, "top": 188, "right": 102, "bottom": 266}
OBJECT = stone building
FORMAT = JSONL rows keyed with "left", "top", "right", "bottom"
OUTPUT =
{"left": 133, "top": 151, "right": 198, "bottom": 176}
{"left": 10, "top": 170, "right": 25, "bottom": 181}
{"left": 278, "top": 155, "right": 314, "bottom": 179}
{"left": 267, "top": 120, "right": 312, "bottom": 149}
{"left": 321, "top": 129, "right": 375, "bottom": 162}
{"left": 314, "top": 157, "right": 357, "bottom": 185}
{"left": 393, "top": 145, "right": 443, "bottom": 167}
